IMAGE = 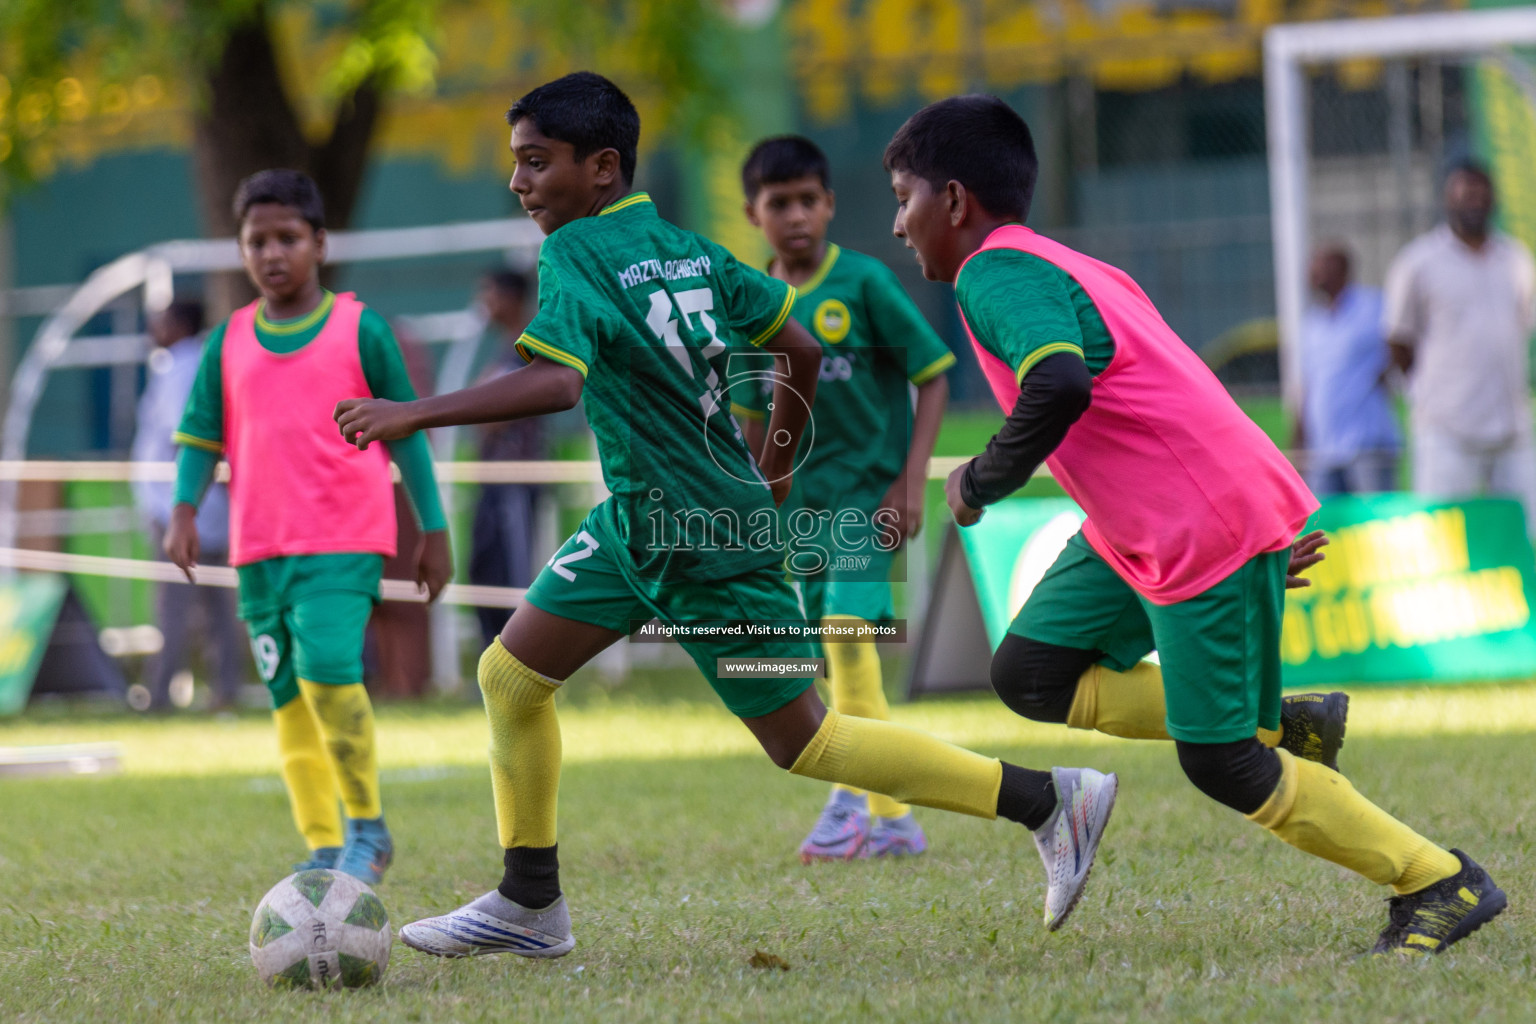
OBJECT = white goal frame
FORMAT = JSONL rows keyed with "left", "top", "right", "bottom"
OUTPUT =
{"left": 1264, "top": 8, "right": 1536, "bottom": 410}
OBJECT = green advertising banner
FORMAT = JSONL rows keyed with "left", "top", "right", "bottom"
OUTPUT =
{"left": 1282, "top": 495, "right": 1536, "bottom": 686}
{"left": 0, "top": 573, "right": 68, "bottom": 716}
{"left": 953, "top": 498, "right": 1086, "bottom": 647}
{"left": 908, "top": 499, "right": 1084, "bottom": 696}
{"left": 909, "top": 495, "right": 1536, "bottom": 697}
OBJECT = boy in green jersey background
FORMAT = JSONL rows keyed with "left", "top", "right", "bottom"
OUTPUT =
{"left": 167, "top": 170, "right": 453, "bottom": 883}
{"left": 335, "top": 72, "right": 1120, "bottom": 957}
{"left": 735, "top": 136, "right": 954, "bottom": 862}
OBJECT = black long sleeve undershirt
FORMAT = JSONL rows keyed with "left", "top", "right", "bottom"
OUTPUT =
{"left": 960, "top": 351, "right": 1093, "bottom": 509}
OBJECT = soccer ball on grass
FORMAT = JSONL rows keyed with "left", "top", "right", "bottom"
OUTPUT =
{"left": 249, "top": 869, "right": 391, "bottom": 989}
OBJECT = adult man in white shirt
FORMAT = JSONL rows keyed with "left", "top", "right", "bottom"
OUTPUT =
{"left": 1385, "top": 162, "right": 1536, "bottom": 533}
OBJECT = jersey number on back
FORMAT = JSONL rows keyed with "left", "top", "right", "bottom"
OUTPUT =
{"left": 645, "top": 287, "right": 725, "bottom": 419}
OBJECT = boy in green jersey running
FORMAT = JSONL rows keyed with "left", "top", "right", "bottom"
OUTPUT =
{"left": 335, "top": 72, "right": 1118, "bottom": 958}
{"left": 734, "top": 136, "right": 954, "bottom": 862}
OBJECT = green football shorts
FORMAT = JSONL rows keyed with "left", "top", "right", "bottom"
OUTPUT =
{"left": 803, "top": 575, "right": 894, "bottom": 628}
{"left": 237, "top": 553, "right": 383, "bottom": 709}
{"left": 790, "top": 495, "right": 898, "bottom": 625}
{"left": 523, "top": 504, "right": 818, "bottom": 718}
{"left": 1008, "top": 530, "right": 1288, "bottom": 743}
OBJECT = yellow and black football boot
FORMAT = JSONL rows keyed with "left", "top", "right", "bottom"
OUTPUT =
{"left": 1278, "top": 691, "right": 1349, "bottom": 772}
{"left": 1370, "top": 849, "right": 1507, "bottom": 956}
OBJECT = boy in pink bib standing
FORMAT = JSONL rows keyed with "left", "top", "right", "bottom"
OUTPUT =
{"left": 885, "top": 95, "right": 1504, "bottom": 956}
{"left": 166, "top": 170, "right": 452, "bottom": 883}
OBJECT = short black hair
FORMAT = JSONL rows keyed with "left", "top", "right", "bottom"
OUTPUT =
{"left": 482, "top": 268, "right": 528, "bottom": 299}
{"left": 741, "top": 135, "right": 830, "bottom": 200}
{"left": 1315, "top": 241, "right": 1352, "bottom": 264}
{"left": 506, "top": 72, "right": 640, "bottom": 187}
{"left": 232, "top": 169, "right": 326, "bottom": 232}
{"left": 884, "top": 95, "right": 1037, "bottom": 222}
{"left": 1446, "top": 159, "right": 1493, "bottom": 190}
{"left": 163, "top": 299, "right": 205, "bottom": 337}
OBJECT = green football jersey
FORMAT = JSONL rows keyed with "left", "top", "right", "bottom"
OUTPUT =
{"left": 516, "top": 192, "right": 797, "bottom": 582}
{"left": 730, "top": 244, "right": 955, "bottom": 509}
{"left": 954, "top": 247, "right": 1116, "bottom": 380}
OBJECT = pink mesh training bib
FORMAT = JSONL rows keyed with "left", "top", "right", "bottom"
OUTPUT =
{"left": 222, "top": 292, "right": 396, "bottom": 566}
{"left": 958, "top": 225, "right": 1317, "bottom": 604}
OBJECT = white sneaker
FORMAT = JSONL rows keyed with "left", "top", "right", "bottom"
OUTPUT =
{"left": 1032, "top": 767, "right": 1118, "bottom": 932}
{"left": 399, "top": 890, "right": 575, "bottom": 958}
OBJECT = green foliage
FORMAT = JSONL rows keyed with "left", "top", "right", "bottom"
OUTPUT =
{"left": 542, "top": 0, "right": 743, "bottom": 150}
{"left": 0, "top": 0, "right": 742, "bottom": 206}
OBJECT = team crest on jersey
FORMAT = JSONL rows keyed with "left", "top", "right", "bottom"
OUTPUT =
{"left": 813, "top": 299, "right": 852, "bottom": 343}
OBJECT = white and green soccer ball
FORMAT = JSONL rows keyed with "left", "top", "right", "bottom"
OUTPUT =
{"left": 249, "top": 869, "right": 391, "bottom": 990}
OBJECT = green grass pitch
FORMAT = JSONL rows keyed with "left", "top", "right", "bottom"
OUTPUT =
{"left": 2, "top": 673, "right": 1532, "bottom": 1023}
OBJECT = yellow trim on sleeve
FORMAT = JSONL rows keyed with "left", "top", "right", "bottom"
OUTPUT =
{"left": 730, "top": 402, "right": 766, "bottom": 421}
{"left": 1016, "top": 342, "right": 1084, "bottom": 383}
{"left": 598, "top": 192, "right": 652, "bottom": 216}
{"left": 748, "top": 286, "right": 798, "bottom": 347}
{"left": 172, "top": 431, "right": 225, "bottom": 454}
{"left": 798, "top": 243, "right": 841, "bottom": 295}
{"left": 256, "top": 291, "right": 335, "bottom": 334}
{"left": 515, "top": 332, "right": 589, "bottom": 377}
{"left": 909, "top": 350, "right": 957, "bottom": 386}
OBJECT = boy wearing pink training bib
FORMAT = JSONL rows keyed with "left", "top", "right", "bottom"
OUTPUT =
{"left": 166, "top": 170, "right": 452, "bottom": 885}
{"left": 884, "top": 95, "right": 1504, "bottom": 957}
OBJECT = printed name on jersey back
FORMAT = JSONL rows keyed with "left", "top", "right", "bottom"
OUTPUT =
{"left": 616, "top": 255, "right": 713, "bottom": 290}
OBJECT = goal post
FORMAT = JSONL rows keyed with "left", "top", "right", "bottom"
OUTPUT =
{"left": 1264, "top": 8, "right": 1536, "bottom": 412}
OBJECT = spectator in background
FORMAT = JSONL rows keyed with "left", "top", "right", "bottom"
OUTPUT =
{"left": 1385, "top": 162, "right": 1536, "bottom": 533}
{"left": 1295, "top": 243, "right": 1400, "bottom": 495}
{"left": 132, "top": 300, "right": 245, "bottom": 711}
{"left": 469, "top": 269, "right": 546, "bottom": 646}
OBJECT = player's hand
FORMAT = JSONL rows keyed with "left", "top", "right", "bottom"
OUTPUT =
{"left": 1286, "top": 529, "right": 1328, "bottom": 589}
{"left": 164, "top": 503, "right": 201, "bottom": 583}
{"left": 944, "top": 463, "right": 984, "bottom": 527}
{"left": 334, "top": 397, "right": 418, "bottom": 450}
{"left": 877, "top": 472, "right": 924, "bottom": 546}
{"left": 416, "top": 530, "right": 453, "bottom": 603}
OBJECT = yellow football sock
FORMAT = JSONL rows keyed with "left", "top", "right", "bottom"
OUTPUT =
{"left": 479, "top": 639, "right": 562, "bottom": 849}
{"left": 1246, "top": 748, "right": 1461, "bottom": 894}
{"left": 824, "top": 620, "right": 909, "bottom": 820}
{"left": 298, "top": 680, "right": 382, "bottom": 821}
{"left": 1066, "top": 661, "right": 1170, "bottom": 739}
{"left": 272, "top": 697, "right": 343, "bottom": 850}
{"left": 1065, "top": 660, "right": 1284, "bottom": 747}
{"left": 789, "top": 709, "right": 1001, "bottom": 819}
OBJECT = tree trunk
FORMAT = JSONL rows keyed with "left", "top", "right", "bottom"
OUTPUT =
{"left": 189, "top": 5, "right": 382, "bottom": 316}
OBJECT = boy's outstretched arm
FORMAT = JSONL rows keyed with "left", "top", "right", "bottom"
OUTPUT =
{"left": 756, "top": 319, "right": 821, "bottom": 506}
{"left": 881, "top": 374, "right": 948, "bottom": 544}
{"left": 945, "top": 351, "right": 1092, "bottom": 526}
{"left": 335, "top": 357, "right": 584, "bottom": 449}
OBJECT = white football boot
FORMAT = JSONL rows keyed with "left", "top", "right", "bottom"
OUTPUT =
{"left": 399, "top": 890, "right": 575, "bottom": 958}
{"left": 1032, "top": 767, "right": 1118, "bottom": 932}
